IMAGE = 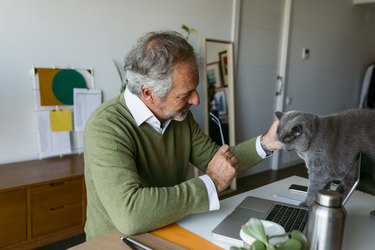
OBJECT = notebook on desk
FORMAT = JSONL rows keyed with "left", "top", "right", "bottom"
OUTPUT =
{"left": 212, "top": 152, "right": 362, "bottom": 246}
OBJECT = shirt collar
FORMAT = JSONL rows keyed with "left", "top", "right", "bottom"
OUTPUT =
{"left": 124, "top": 88, "right": 172, "bottom": 133}
{"left": 124, "top": 88, "right": 152, "bottom": 126}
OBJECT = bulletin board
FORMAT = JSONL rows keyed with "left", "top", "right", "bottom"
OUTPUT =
{"left": 32, "top": 66, "right": 101, "bottom": 159}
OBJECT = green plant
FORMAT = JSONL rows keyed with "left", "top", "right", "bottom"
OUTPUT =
{"left": 181, "top": 24, "right": 198, "bottom": 41}
{"left": 113, "top": 59, "right": 126, "bottom": 93}
{"left": 230, "top": 218, "right": 307, "bottom": 250}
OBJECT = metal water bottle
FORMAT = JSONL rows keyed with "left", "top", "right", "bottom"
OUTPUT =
{"left": 306, "top": 189, "right": 346, "bottom": 250}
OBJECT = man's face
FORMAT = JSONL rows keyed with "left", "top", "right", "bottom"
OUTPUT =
{"left": 154, "top": 59, "right": 200, "bottom": 122}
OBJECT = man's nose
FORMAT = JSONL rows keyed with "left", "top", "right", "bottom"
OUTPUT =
{"left": 189, "top": 91, "right": 200, "bottom": 105}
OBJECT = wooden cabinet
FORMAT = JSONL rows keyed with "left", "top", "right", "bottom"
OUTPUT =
{"left": 0, "top": 189, "right": 27, "bottom": 248}
{"left": 30, "top": 178, "right": 83, "bottom": 238}
{"left": 0, "top": 155, "right": 85, "bottom": 250}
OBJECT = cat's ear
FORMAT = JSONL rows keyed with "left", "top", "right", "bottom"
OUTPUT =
{"left": 275, "top": 111, "right": 283, "bottom": 120}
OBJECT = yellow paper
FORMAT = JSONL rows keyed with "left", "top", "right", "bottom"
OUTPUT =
{"left": 151, "top": 223, "right": 222, "bottom": 250}
{"left": 50, "top": 110, "right": 73, "bottom": 132}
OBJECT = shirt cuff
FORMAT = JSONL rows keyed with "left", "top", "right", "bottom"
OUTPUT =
{"left": 256, "top": 135, "right": 270, "bottom": 159}
{"left": 199, "top": 175, "right": 220, "bottom": 211}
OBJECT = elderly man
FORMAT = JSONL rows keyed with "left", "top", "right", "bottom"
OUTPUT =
{"left": 84, "top": 30, "right": 281, "bottom": 239}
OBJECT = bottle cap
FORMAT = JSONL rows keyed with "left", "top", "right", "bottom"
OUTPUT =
{"left": 315, "top": 189, "right": 343, "bottom": 207}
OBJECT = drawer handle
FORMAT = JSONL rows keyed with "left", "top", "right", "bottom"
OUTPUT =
{"left": 50, "top": 205, "right": 65, "bottom": 211}
{"left": 49, "top": 181, "right": 67, "bottom": 187}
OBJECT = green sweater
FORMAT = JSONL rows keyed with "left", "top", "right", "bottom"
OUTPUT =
{"left": 84, "top": 94, "right": 262, "bottom": 239}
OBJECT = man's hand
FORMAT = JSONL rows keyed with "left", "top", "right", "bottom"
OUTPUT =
{"left": 206, "top": 144, "right": 238, "bottom": 193}
{"left": 262, "top": 119, "right": 282, "bottom": 152}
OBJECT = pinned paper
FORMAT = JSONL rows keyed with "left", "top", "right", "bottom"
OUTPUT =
{"left": 50, "top": 109, "right": 73, "bottom": 132}
{"left": 73, "top": 88, "right": 102, "bottom": 132}
{"left": 37, "top": 111, "right": 72, "bottom": 158}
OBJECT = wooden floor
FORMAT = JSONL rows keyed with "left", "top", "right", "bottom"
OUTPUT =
{"left": 37, "top": 164, "right": 308, "bottom": 249}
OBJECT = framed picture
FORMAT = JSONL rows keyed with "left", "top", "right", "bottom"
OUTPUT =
{"left": 213, "top": 89, "right": 227, "bottom": 116}
{"left": 219, "top": 50, "right": 228, "bottom": 86}
{"left": 206, "top": 62, "right": 223, "bottom": 88}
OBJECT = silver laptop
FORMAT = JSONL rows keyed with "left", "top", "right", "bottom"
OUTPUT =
{"left": 212, "top": 152, "right": 362, "bottom": 246}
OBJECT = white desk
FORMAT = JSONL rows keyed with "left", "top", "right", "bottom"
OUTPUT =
{"left": 178, "top": 176, "right": 375, "bottom": 250}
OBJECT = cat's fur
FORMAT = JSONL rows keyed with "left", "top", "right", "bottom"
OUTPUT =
{"left": 275, "top": 109, "right": 375, "bottom": 206}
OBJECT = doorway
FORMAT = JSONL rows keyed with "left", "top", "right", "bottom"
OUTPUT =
{"left": 235, "top": 0, "right": 291, "bottom": 174}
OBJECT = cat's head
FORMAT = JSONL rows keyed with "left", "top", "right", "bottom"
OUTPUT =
{"left": 275, "top": 111, "right": 316, "bottom": 153}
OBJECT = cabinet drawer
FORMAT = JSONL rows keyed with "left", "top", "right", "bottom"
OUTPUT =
{"left": 31, "top": 202, "right": 82, "bottom": 238}
{"left": 0, "top": 189, "right": 27, "bottom": 248}
{"left": 31, "top": 178, "right": 83, "bottom": 209}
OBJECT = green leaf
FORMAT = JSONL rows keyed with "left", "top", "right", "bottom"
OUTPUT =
{"left": 290, "top": 230, "right": 307, "bottom": 250}
{"left": 242, "top": 218, "right": 268, "bottom": 245}
{"left": 181, "top": 24, "right": 189, "bottom": 32}
{"left": 230, "top": 247, "right": 248, "bottom": 250}
{"left": 250, "top": 240, "right": 267, "bottom": 250}
{"left": 180, "top": 24, "right": 198, "bottom": 41}
{"left": 112, "top": 59, "right": 126, "bottom": 93}
{"left": 268, "top": 233, "right": 289, "bottom": 240}
{"left": 269, "top": 245, "right": 277, "bottom": 250}
{"left": 274, "top": 239, "right": 301, "bottom": 250}
{"left": 189, "top": 28, "right": 197, "bottom": 34}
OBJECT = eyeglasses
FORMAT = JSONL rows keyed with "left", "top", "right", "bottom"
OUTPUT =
{"left": 209, "top": 112, "right": 225, "bottom": 145}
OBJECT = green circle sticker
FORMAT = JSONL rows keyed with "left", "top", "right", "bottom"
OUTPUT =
{"left": 52, "top": 69, "right": 87, "bottom": 105}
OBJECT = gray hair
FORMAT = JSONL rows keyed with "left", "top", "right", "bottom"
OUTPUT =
{"left": 124, "top": 31, "right": 198, "bottom": 99}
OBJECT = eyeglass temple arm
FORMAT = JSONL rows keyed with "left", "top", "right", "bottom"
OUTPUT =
{"left": 209, "top": 112, "right": 225, "bottom": 145}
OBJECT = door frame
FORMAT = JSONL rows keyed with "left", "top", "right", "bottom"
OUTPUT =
{"left": 271, "top": 0, "right": 293, "bottom": 170}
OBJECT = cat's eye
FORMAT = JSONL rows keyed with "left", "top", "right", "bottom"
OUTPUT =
{"left": 291, "top": 125, "right": 302, "bottom": 135}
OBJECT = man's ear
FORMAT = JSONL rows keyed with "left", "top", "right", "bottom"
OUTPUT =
{"left": 141, "top": 85, "right": 154, "bottom": 104}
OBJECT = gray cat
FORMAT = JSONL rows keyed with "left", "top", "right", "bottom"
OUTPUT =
{"left": 275, "top": 109, "right": 375, "bottom": 206}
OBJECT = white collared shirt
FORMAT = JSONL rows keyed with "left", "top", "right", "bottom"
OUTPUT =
{"left": 124, "top": 88, "right": 171, "bottom": 134}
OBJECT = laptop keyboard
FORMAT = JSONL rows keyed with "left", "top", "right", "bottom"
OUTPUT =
{"left": 265, "top": 203, "right": 309, "bottom": 232}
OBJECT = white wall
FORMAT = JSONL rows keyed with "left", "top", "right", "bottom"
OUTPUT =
{"left": 0, "top": 0, "right": 234, "bottom": 164}
{"left": 2, "top": 0, "right": 375, "bottom": 176}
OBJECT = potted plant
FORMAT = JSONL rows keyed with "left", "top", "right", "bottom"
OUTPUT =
{"left": 113, "top": 59, "right": 126, "bottom": 93}
{"left": 180, "top": 24, "right": 197, "bottom": 41}
{"left": 230, "top": 218, "right": 307, "bottom": 250}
